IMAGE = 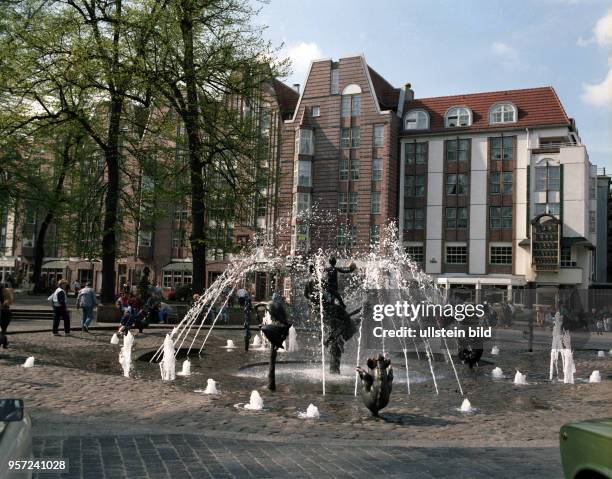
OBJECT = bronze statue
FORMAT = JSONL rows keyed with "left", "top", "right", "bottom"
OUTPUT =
{"left": 356, "top": 354, "right": 394, "bottom": 417}
{"left": 261, "top": 296, "right": 291, "bottom": 391}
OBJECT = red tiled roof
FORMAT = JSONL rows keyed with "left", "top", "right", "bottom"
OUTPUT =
{"left": 273, "top": 79, "right": 299, "bottom": 119}
{"left": 368, "top": 66, "right": 400, "bottom": 111}
{"left": 403, "top": 86, "right": 570, "bottom": 133}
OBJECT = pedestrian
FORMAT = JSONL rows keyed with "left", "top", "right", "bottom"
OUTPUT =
{"left": 237, "top": 286, "right": 247, "bottom": 307}
{"left": 76, "top": 282, "right": 98, "bottom": 332}
{"left": 49, "top": 279, "right": 71, "bottom": 336}
{"left": 72, "top": 279, "right": 81, "bottom": 297}
{"left": 0, "top": 282, "right": 13, "bottom": 348}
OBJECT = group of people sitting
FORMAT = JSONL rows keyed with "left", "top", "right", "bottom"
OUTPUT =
{"left": 116, "top": 290, "right": 171, "bottom": 335}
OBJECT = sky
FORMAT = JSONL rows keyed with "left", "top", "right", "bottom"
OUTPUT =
{"left": 255, "top": 0, "right": 612, "bottom": 172}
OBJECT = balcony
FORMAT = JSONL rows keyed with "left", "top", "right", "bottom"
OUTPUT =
{"left": 531, "top": 141, "right": 580, "bottom": 155}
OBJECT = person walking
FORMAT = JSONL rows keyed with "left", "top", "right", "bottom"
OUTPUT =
{"left": 0, "top": 282, "right": 13, "bottom": 348}
{"left": 72, "top": 279, "right": 81, "bottom": 298}
{"left": 49, "top": 279, "right": 71, "bottom": 336}
{"left": 76, "top": 282, "right": 98, "bottom": 332}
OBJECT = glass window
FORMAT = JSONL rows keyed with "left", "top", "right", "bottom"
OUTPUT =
{"left": 590, "top": 210, "right": 596, "bottom": 233}
{"left": 406, "top": 245, "right": 424, "bottom": 263}
{"left": 339, "top": 159, "right": 349, "bottom": 181}
{"left": 350, "top": 159, "right": 359, "bottom": 180}
{"left": 445, "top": 107, "right": 471, "bottom": 127}
{"left": 446, "top": 139, "right": 470, "bottom": 163}
{"left": 293, "top": 224, "right": 309, "bottom": 253}
{"left": 491, "top": 137, "right": 514, "bottom": 161}
{"left": 294, "top": 192, "right": 311, "bottom": 216}
{"left": 138, "top": 230, "right": 152, "bottom": 247}
{"left": 330, "top": 68, "right": 339, "bottom": 95}
{"left": 405, "top": 142, "right": 427, "bottom": 165}
{"left": 341, "top": 95, "right": 351, "bottom": 117}
{"left": 372, "top": 158, "right": 383, "bottom": 181}
{"left": 371, "top": 192, "right": 381, "bottom": 214}
{"left": 296, "top": 160, "right": 312, "bottom": 187}
{"left": 296, "top": 129, "right": 314, "bottom": 155}
{"left": 404, "top": 208, "right": 425, "bottom": 230}
{"left": 490, "top": 245, "right": 512, "bottom": 264}
{"left": 370, "top": 225, "right": 380, "bottom": 245}
{"left": 338, "top": 192, "right": 347, "bottom": 213}
{"left": 446, "top": 207, "right": 468, "bottom": 229}
{"left": 337, "top": 225, "right": 356, "bottom": 248}
{"left": 535, "top": 164, "right": 560, "bottom": 191}
{"left": 446, "top": 245, "right": 467, "bottom": 264}
{"left": 351, "top": 127, "right": 360, "bottom": 148}
{"left": 415, "top": 175, "right": 426, "bottom": 197}
{"left": 404, "top": 209, "right": 414, "bottom": 230}
{"left": 560, "top": 247, "right": 575, "bottom": 267}
{"left": 340, "top": 128, "right": 351, "bottom": 149}
{"left": 373, "top": 125, "right": 384, "bottom": 147}
{"left": 351, "top": 94, "right": 361, "bottom": 116}
{"left": 174, "top": 204, "right": 189, "bottom": 221}
{"left": 490, "top": 206, "right": 512, "bottom": 229}
{"left": 171, "top": 229, "right": 186, "bottom": 248}
{"left": 311, "top": 106, "right": 320, "bottom": 117}
{"left": 490, "top": 104, "right": 516, "bottom": 124}
{"left": 349, "top": 192, "right": 358, "bottom": 213}
{"left": 405, "top": 175, "right": 415, "bottom": 197}
{"left": 404, "top": 110, "right": 429, "bottom": 130}
{"left": 447, "top": 174, "right": 468, "bottom": 195}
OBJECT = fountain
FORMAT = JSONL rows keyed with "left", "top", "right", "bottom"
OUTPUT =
{"left": 243, "top": 390, "right": 264, "bottom": 410}
{"left": 22, "top": 357, "right": 35, "bottom": 368}
{"left": 177, "top": 359, "right": 191, "bottom": 377}
{"left": 224, "top": 339, "right": 236, "bottom": 350}
{"left": 491, "top": 345, "right": 500, "bottom": 355}
{"left": 597, "top": 350, "right": 605, "bottom": 358}
{"left": 492, "top": 367, "right": 504, "bottom": 379}
{"left": 159, "top": 334, "right": 176, "bottom": 381}
{"left": 550, "top": 313, "right": 575, "bottom": 383}
{"left": 356, "top": 354, "right": 393, "bottom": 417}
{"left": 459, "top": 398, "right": 474, "bottom": 412}
{"left": 589, "top": 371, "right": 601, "bottom": 383}
{"left": 514, "top": 370, "right": 527, "bottom": 385}
{"left": 252, "top": 335, "right": 262, "bottom": 348}
{"left": 110, "top": 333, "right": 119, "bottom": 345}
{"left": 118, "top": 331, "right": 134, "bottom": 378}
{"left": 298, "top": 404, "right": 320, "bottom": 419}
{"left": 203, "top": 378, "right": 219, "bottom": 394}
{"left": 282, "top": 325, "right": 299, "bottom": 352}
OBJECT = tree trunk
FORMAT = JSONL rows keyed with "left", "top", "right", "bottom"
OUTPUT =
{"left": 31, "top": 136, "right": 72, "bottom": 293}
{"left": 181, "top": 3, "right": 207, "bottom": 294}
{"left": 100, "top": 94, "right": 123, "bottom": 303}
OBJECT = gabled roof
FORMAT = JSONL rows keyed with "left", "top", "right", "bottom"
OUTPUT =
{"left": 272, "top": 79, "right": 299, "bottom": 119}
{"left": 368, "top": 66, "right": 400, "bottom": 111}
{"left": 403, "top": 86, "right": 571, "bottom": 133}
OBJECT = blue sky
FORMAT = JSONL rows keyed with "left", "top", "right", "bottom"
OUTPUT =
{"left": 256, "top": 0, "right": 612, "bottom": 171}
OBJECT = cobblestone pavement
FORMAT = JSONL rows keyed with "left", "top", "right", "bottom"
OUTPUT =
{"left": 32, "top": 434, "right": 563, "bottom": 479}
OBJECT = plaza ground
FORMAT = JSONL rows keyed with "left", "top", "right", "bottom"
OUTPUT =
{"left": 1, "top": 316, "right": 611, "bottom": 478}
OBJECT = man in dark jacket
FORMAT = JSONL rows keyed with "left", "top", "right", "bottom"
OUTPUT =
{"left": 49, "top": 279, "right": 71, "bottom": 336}
{"left": 0, "top": 283, "right": 12, "bottom": 348}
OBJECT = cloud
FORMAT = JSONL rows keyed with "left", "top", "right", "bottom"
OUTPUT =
{"left": 282, "top": 42, "right": 324, "bottom": 85}
{"left": 491, "top": 42, "right": 521, "bottom": 69}
{"left": 581, "top": 57, "right": 612, "bottom": 106}
{"left": 593, "top": 9, "right": 612, "bottom": 46}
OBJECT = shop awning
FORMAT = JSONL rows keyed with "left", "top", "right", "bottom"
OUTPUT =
{"left": 42, "top": 260, "right": 69, "bottom": 269}
{"left": 162, "top": 262, "right": 193, "bottom": 272}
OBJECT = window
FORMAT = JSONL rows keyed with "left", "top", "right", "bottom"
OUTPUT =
{"left": 405, "top": 175, "right": 425, "bottom": 197}
{"left": 590, "top": 210, "right": 596, "bottom": 233}
{"left": 589, "top": 178, "right": 597, "bottom": 200}
{"left": 405, "top": 142, "right": 428, "bottom": 165}
{"left": 560, "top": 247, "right": 575, "bottom": 268}
{"left": 341, "top": 127, "right": 360, "bottom": 148}
{"left": 371, "top": 192, "right": 381, "bottom": 214}
{"left": 373, "top": 125, "right": 385, "bottom": 147}
{"left": 311, "top": 106, "right": 320, "bottom": 117}
{"left": 535, "top": 164, "right": 560, "bottom": 191}
{"left": 294, "top": 193, "right": 311, "bottom": 216}
{"left": 295, "top": 160, "right": 312, "bottom": 187}
{"left": 350, "top": 159, "right": 359, "bottom": 180}
{"left": 446, "top": 139, "right": 470, "bottom": 163}
{"left": 535, "top": 202, "right": 560, "bottom": 216}
{"left": 293, "top": 224, "right": 309, "bottom": 253}
{"left": 446, "top": 174, "right": 468, "bottom": 195}
{"left": 337, "top": 225, "right": 356, "bottom": 248}
{"left": 339, "top": 159, "right": 349, "bottom": 180}
{"left": 370, "top": 225, "right": 380, "bottom": 245}
{"left": 446, "top": 207, "right": 468, "bottom": 229}
{"left": 491, "top": 137, "right": 514, "bottom": 161}
{"left": 406, "top": 245, "right": 424, "bottom": 263}
{"left": 295, "top": 129, "right": 314, "bottom": 155}
{"left": 138, "top": 230, "right": 152, "bottom": 247}
{"left": 404, "top": 110, "right": 429, "bottom": 130}
{"left": 490, "top": 103, "right": 517, "bottom": 124}
{"left": 372, "top": 158, "right": 383, "bottom": 181}
{"left": 490, "top": 172, "right": 513, "bottom": 194}
{"left": 172, "top": 229, "right": 186, "bottom": 248}
{"left": 174, "top": 204, "right": 189, "bottom": 221}
{"left": 489, "top": 207, "right": 512, "bottom": 229}
{"left": 349, "top": 192, "right": 358, "bottom": 213}
{"left": 338, "top": 193, "right": 347, "bottom": 213}
{"left": 342, "top": 94, "right": 361, "bottom": 116}
{"left": 446, "top": 245, "right": 467, "bottom": 264}
{"left": 404, "top": 208, "right": 424, "bottom": 230}
{"left": 445, "top": 107, "right": 471, "bottom": 127}
{"left": 490, "top": 245, "right": 512, "bottom": 264}
{"left": 330, "top": 68, "right": 339, "bottom": 95}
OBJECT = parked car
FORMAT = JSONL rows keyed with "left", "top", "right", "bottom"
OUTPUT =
{"left": 0, "top": 399, "right": 33, "bottom": 479}
{"left": 560, "top": 418, "right": 612, "bottom": 478}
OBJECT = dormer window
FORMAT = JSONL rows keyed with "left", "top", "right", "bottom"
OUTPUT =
{"left": 445, "top": 107, "right": 472, "bottom": 128}
{"left": 489, "top": 103, "right": 517, "bottom": 124}
{"left": 404, "top": 110, "right": 429, "bottom": 130}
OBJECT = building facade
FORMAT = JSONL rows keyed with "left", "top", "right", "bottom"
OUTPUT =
{"left": 277, "top": 54, "right": 602, "bottom": 306}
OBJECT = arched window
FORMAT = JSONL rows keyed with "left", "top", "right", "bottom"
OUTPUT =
{"left": 404, "top": 110, "right": 429, "bottom": 130}
{"left": 445, "top": 107, "right": 472, "bottom": 127}
{"left": 341, "top": 84, "right": 362, "bottom": 117}
{"left": 489, "top": 103, "right": 517, "bottom": 124}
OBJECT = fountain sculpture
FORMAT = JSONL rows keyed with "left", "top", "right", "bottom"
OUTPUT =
{"left": 356, "top": 354, "right": 394, "bottom": 417}
{"left": 118, "top": 331, "right": 134, "bottom": 377}
{"left": 260, "top": 298, "right": 291, "bottom": 391}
